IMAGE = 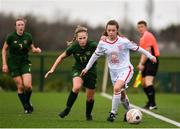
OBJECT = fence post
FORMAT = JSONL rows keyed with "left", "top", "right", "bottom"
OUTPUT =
{"left": 39, "top": 54, "right": 44, "bottom": 92}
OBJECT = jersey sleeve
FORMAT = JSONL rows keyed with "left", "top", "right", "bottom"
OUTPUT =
{"left": 65, "top": 43, "right": 75, "bottom": 56}
{"left": 125, "top": 38, "right": 139, "bottom": 51}
{"left": 5, "top": 34, "right": 12, "bottom": 45}
{"left": 89, "top": 41, "right": 97, "bottom": 47}
{"left": 28, "top": 33, "right": 33, "bottom": 45}
{"left": 137, "top": 47, "right": 154, "bottom": 59}
{"left": 94, "top": 41, "right": 107, "bottom": 56}
{"left": 88, "top": 40, "right": 98, "bottom": 52}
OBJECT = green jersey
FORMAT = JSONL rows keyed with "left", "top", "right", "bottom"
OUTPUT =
{"left": 66, "top": 40, "right": 97, "bottom": 71}
{"left": 6, "top": 31, "right": 33, "bottom": 65}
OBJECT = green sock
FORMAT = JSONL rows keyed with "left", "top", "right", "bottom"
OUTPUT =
{"left": 86, "top": 100, "right": 94, "bottom": 116}
{"left": 25, "top": 90, "right": 32, "bottom": 105}
{"left": 18, "top": 93, "right": 28, "bottom": 109}
{"left": 147, "top": 85, "right": 156, "bottom": 105}
{"left": 66, "top": 91, "right": 78, "bottom": 108}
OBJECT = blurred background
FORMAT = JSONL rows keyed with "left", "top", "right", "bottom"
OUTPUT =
{"left": 0, "top": 0, "right": 180, "bottom": 93}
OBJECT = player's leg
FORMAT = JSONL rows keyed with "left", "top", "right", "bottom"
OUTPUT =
{"left": 107, "top": 80, "right": 124, "bottom": 122}
{"left": 21, "top": 63, "right": 33, "bottom": 112}
{"left": 85, "top": 88, "right": 95, "bottom": 120}
{"left": 83, "top": 72, "right": 96, "bottom": 120}
{"left": 120, "top": 66, "right": 134, "bottom": 109}
{"left": 142, "top": 59, "right": 158, "bottom": 110}
{"left": 22, "top": 73, "right": 33, "bottom": 112}
{"left": 13, "top": 76, "right": 29, "bottom": 113}
{"left": 120, "top": 90, "right": 131, "bottom": 122}
{"left": 120, "top": 67, "right": 133, "bottom": 119}
{"left": 144, "top": 76, "right": 157, "bottom": 110}
{"left": 141, "top": 77, "right": 150, "bottom": 108}
{"left": 121, "top": 90, "right": 130, "bottom": 111}
{"left": 59, "top": 76, "right": 83, "bottom": 118}
{"left": 107, "top": 67, "right": 133, "bottom": 122}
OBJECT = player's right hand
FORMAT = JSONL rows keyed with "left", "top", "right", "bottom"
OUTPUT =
{"left": 2, "top": 64, "right": 8, "bottom": 73}
{"left": 80, "top": 69, "right": 88, "bottom": 77}
{"left": 44, "top": 69, "right": 54, "bottom": 78}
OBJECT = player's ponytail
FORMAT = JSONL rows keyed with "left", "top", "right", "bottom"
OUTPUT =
{"left": 67, "top": 25, "right": 88, "bottom": 46}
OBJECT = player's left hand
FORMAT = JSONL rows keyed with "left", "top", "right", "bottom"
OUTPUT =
{"left": 80, "top": 69, "right": 88, "bottom": 77}
{"left": 137, "top": 63, "right": 144, "bottom": 71}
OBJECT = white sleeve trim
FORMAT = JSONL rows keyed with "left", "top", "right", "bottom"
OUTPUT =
{"left": 137, "top": 47, "right": 154, "bottom": 59}
{"left": 85, "top": 53, "right": 100, "bottom": 71}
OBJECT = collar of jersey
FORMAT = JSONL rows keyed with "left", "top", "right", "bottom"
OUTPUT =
{"left": 15, "top": 31, "right": 24, "bottom": 37}
{"left": 104, "top": 37, "right": 118, "bottom": 44}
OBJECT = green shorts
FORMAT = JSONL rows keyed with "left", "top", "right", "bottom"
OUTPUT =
{"left": 8, "top": 62, "right": 31, "bottom": 77}
{"left": 72, "top": 69, "right": 97, "bottom": 89}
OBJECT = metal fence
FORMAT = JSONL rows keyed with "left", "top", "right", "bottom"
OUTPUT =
{"left": 0, "top": 54, "right": 180, "bottom": 93}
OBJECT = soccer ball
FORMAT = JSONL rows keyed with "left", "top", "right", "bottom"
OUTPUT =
{"left": 126, "top": 108, "right": 142, "bottom": 124}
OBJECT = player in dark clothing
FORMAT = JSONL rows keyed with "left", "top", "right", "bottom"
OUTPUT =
{"left": 137, "top": 20, "right": 160, "bottom": 110}
{"left": 2, "top": 17, "right": 41, "bottom": 114}
{"left": 45, "top": 26, "right": 98, "bottom": 120}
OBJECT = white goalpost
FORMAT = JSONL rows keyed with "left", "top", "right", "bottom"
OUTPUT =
{"left": 101, "top": 57, "right": 109, "bottom": 93}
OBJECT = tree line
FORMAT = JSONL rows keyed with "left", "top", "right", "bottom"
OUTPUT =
{"left": 0, "top": 13, "right": 180, "bottom": 52}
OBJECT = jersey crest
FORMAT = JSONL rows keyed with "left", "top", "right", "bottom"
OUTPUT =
{"left": 23, "top": 40, "right": 28, "bottom": 44}
{"left": 85, "top": 51, "right": 91, "bottom": 56}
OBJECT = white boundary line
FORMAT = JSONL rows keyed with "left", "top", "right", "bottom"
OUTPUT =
{"left": 101, "top": 92, "right": 180, "bottom": 127}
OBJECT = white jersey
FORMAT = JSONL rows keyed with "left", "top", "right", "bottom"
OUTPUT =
{"left": 95, "top": 36, "right": 139, "bottom": 70}
{"left": 85, "top": 36, "right": 154, "bottom": 85}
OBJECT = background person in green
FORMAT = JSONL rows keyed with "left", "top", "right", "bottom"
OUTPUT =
{"left": 45, "top": 26, "right": 97, "bottom": 120}
{"left": 2, "top": 17, "right": 42, "bottom": 114}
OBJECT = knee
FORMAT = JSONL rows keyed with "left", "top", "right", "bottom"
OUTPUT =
{"left": 87, "top": 98, "right": 94, "bottom": 102}
{"left": 17, "top": 85, "right": 24, "bottom": 93}
{"left": 72, "top": 86, "right": 81, "bottom": 93}
{"left": 114, "top": 86, "right": 120, "bottom": 94}
{"left": 25, "top": 86, "right": 32, "bottom": 91}
{"left": 87, "top": 95, "right": 94, "bottom": 101}
{"left": 15, "top": 82, "right": 23, "bottom": 92}
{"left": 145, "top": 81, "right": 153, "bottom": 86}
{"left": 24, "top": 84, "right": 32, "bottom": 91}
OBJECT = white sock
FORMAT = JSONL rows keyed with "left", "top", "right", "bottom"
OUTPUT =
{"left": 111, "top": 93, "right": 121, "bottom": 114}
{"left": 121, "top": 95, "right": 130, "bottom": 110}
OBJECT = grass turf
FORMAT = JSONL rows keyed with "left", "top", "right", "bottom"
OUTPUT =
{"left": 0, "top": 92, "right": 179, "bottom": 128}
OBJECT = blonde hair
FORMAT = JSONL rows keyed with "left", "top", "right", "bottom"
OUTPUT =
{"left": 67, "top": 25, "right": 88, "bottom": 45}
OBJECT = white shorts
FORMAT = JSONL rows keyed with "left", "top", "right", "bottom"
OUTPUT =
{"left": 109, "top": 66, "right": 134, "bottom": 86}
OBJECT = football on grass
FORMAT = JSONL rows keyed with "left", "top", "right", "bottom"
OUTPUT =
{"left": 126, "top": 108, "right": 142, "bottom": 124}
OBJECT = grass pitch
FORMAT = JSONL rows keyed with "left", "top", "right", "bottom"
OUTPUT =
{"left": 0, "top": 91, "right": 179, "bottom": 128}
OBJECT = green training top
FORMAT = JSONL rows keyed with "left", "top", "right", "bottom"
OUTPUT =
{"left": 66, "top": 40, "right": 97, "bottom": 71}
{"left": 6, "top": 31, "right": 33, "bottom": 64}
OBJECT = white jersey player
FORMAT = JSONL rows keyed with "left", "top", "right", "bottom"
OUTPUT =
{"left": 81, "top": 20, "right": 157, "bottom": 122}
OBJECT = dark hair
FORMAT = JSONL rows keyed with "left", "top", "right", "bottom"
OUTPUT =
{"left": 137, "top": 20, "right": 147, "bottom": 27}
{"left": 103, "top": 20, "right": 120, "bottom": 36}
{"left": 15, "top": 17, "right": 27, "bottom": 26}
{"left": 67, "top": 25, "right": 88, "bottom": 45}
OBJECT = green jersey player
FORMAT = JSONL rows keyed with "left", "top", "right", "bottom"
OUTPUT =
{"left": 2, "top": 17, "right": 41, "bottom": 114}
{"left": 45, "top": 26, "right": 98, "bottom": 120}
